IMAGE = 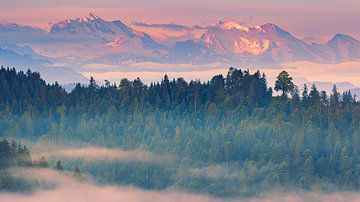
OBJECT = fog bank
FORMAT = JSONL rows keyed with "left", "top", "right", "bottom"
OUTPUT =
{"left": 32, "top": 147, "right": 172, "bottom": 163}
{"left": 2, "top": 168, "right": 360, "bottom": 202}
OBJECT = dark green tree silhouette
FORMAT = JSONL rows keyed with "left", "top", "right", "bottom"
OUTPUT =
{"left": 73, "top": 167, "right": 82, "bottom": 180}
{"left": 274, "top": 71, "right": 295, "bottom": 97}
{"left": 54, "top": 160, "right": 64, "bottom": 171}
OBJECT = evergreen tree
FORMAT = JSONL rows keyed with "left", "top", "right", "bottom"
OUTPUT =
{"left": 73, "top": 167, "right": 83, "bottom": 180}
{"left": 54, "top": 160, "right": 64, "bottom": 171}
{"left": 274, "top": 71, "right": 295, "bottom": 97}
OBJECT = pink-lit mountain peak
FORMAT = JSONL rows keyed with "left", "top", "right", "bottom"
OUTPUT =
{"left": 213, "top": 20, "right": 284, "bottom": 36}
{"left": 200, "top": 20, "right": 292, "bottom": 55}
{"left": 50, "top": 13, "right": 166, "bottom": 44}
{"left": 50, "top": 13, "right": 123, "bottom": 35}
{"left": 76, "top": 13, "right": 100, "bottom": 22}
{"left": 259, "top": 23, "right": 278, "bottom": 34}
{"left": 215, "top": 20, "right": 250, "bottom": 32}
{"left": 49, "top": 13, "right": 166, "bottom": 55}
{"left": 51, "top": 13, "right": 103, "bottom": 31}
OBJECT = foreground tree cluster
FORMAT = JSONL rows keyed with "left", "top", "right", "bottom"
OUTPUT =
{"left": 0, "top": 138, "right": 84, "bottom": 191}
{"left": 1, "top": 66, "right": 360, "bottom": 196}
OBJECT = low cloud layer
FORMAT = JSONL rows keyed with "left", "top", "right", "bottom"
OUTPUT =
{"left": 4, "top": 168, "right": 224, "bottom": 202}
{"left": 132, "top": 22, "right": 192, "bottom": 31}
{"left": 33, "top": 147, "right": 171, "bottom": 163}
{"left": 130, "top": 22, "right": 206, "bottom": 46}
{"left": 2, "top": 168, "right": 360, "bottom": 202}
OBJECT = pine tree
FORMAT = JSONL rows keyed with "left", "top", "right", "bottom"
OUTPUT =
{"left": 73, "top": 167, "right": 83, "bottom": 180}
{"left": 54, "top": 160, "right": 64, "bottom": 171}
{"left": 274, "top": 71, "right": 295, "bottom": 97}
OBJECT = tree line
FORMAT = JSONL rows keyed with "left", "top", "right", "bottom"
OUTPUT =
{"left": 1, "top": 66, "right": 360, "bottom": 196}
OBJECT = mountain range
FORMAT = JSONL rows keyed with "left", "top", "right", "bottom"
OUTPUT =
{"left": 169, "top": 20, "right": 360, "bottom": 65}
{"left": 0, "top": 13, "right": 360, "bottom": 84}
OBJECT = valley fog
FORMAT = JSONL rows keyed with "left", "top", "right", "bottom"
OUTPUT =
{"left": 2, "top": 168, "right": 360, "bottom": 202}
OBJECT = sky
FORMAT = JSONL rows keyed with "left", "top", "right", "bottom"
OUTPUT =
{"left": 0, "top": 0, "right": 359, "bottom": 41}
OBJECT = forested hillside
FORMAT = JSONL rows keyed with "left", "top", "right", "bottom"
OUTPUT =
{"left": 1, "top": 66, "right": 360, "bottom": 196}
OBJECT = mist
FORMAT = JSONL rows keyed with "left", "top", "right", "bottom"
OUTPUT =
{"left": 33, "top": 147, "right": 171, "bottom": 163}
{"left": 2, "top": 168, "right": 360, "bottom": 202}
{"left": 4, "top": 168, "right": 225, "bottom": 202}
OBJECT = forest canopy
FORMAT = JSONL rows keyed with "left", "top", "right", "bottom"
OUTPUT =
{"left": 1, "top": 66, "right": 360, "bottom": 196}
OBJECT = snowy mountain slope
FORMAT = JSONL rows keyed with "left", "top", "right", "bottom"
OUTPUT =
{"left": 165, "top": 20, "right": 360, "bottom": 65}
{"left": 195, "top": 21, "right": 323, "bottom": 64}
{"left": 50, "top": 13, "right": 167, "bottom": 56}
{"left": 165, "top": 40, "right": 222, "bottom": 64}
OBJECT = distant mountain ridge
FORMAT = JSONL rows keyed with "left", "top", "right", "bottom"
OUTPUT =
{"left": 0, "top": 44, "right": 87, "bottom": 84}
{"left": 168, "top": 20, "right": 360, "bottom": 65}
{"left": 0, "top": 13, "right": 360, "bottom": 69}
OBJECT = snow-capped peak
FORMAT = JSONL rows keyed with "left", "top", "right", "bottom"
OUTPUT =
{"left": 51, "top": 13, "right": 101, "bottom": 31}
{"left": 259, "top": 23, "right": 277, "bottom": 34}
{"left": 89, "top": 13, "right": 99, "bottom": 19}
{"left": 216, "top": 20, "right": 250, "bottom": 32}
{"left": 78, "top": 13, "right": 100, "bottom": 22}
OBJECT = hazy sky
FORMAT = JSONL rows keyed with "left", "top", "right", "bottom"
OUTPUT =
{"left": 0, "top": 0, "right": 359, "bottom": 41}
